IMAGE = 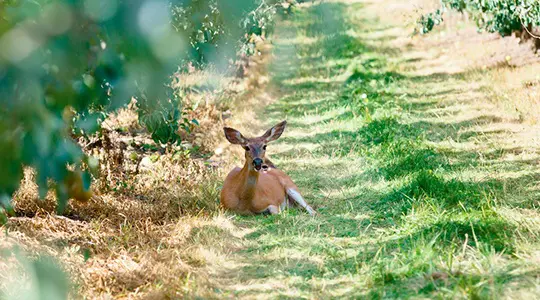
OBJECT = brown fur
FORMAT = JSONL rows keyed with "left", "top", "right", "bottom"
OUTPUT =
{"left": 221, "top": 165, "right": 298, "bottom": 214}
{"left": 220, "top": 121, "right": 312, "bottom": 215}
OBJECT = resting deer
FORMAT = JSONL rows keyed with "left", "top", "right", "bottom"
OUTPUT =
{"left": 221, "top": 121, "right": 316, "bottom": 216}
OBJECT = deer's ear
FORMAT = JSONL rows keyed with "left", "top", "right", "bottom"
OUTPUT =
{"left": 224, "top": 127, "right": 247, "bottom": 145}
{"left": 261, "top": 120, "right": 287, "bottom": 143}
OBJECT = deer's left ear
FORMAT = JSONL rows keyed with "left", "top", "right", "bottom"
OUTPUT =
{"left": 262, "top": 120, "right": 287, "bottom": 143}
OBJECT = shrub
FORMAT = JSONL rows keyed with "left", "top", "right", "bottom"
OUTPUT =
{"left": 0, "top": 0, "right": 282, "bottom": 218}
{"left": 418, "top": 0, "right": 540, "bottom": 50}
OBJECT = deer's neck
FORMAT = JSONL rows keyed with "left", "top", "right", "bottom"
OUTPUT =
{"left": 239, "top": 162, "right": 259, "bottom": 201}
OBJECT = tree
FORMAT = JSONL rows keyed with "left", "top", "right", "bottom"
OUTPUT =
{"left": 0, "top": 0, "right": 281, "bottom": 218}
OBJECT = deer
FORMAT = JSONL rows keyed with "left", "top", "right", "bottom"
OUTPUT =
{"left": 220, "top": 120, "right": 316, "bottom": 216}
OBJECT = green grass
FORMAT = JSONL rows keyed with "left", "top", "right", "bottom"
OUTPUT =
{"left": 194, "top": 1, "right": 540, "bottom": 298}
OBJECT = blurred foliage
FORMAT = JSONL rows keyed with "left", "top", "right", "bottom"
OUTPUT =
{"left": 0, "top": 0, "right": 283, "bottom": 218}
{"left": 171, "top": 0, "right": 227, "bottom": 65}
{"left": 418, "top": 0, "right": 540, "bottom": 44}
{"left": 1, "top": 249, "right": 69, "bottom": 300}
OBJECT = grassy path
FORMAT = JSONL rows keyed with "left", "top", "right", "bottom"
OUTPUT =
{"left": 198, "top": 1, "right": 540, "bottom": 298}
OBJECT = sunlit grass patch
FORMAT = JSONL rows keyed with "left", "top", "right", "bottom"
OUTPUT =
{"left": 3, "top": 0, "right": 539, "bottom": 298}
{"left": 206, "top": 0, "right": 540, "bottom": 298}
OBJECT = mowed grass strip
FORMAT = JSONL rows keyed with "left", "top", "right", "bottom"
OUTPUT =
{"left": 212, "top": 1, "right": 540, "bottom": 298}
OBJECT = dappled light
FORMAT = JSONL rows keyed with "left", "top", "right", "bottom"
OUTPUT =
{"left": 1, "top": 0, "right": 539, "bottom": 298}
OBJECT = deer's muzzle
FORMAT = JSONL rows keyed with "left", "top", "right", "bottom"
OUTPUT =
{"left": 253, "top": 158, "right": 263, "bottom": 171}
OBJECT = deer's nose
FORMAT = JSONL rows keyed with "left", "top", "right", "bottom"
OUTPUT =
{"left": 253, "top": 158, "right": 263, "bottom": 170}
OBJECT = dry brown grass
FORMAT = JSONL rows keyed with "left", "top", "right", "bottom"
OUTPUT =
{"left": 2, "top": 1, "right": 539, "bottom": 298}
{"left": 375, "top": 0, "right": 540, "bottom": 123}
{"left": 0, "top": 34, "right": 275, "bottom": 298}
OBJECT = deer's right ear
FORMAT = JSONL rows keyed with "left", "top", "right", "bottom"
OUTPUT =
{"left": 224, "top": 127, "right": 247, "bottom": 145}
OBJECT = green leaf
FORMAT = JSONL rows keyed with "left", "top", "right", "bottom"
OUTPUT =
{"left": 83, "top": 248, "right": 91, "bottom": 262}
{"left": 55, "top": 184, "right": 68, "bottom": 214}
{"left": 0, "top": 193, "right": 14, "bottom": 215}
{"left": 74, "top": 112, "right": 103, "bottom": 135}
{"left": 82, "top": 171, "right": 92, "bottom": 191}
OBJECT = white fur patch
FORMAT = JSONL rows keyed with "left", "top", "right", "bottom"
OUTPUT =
{"left": 235, "top": 132, "right": 245, "bottom": 143}
{"left": 280, "top": 197, "right": 288, "bottom": 211}
{"left": 265, "top": 205, "right": 279, "bottom": 214}
{"left": 287, "top": 189, "right": 316, "bottom": 216}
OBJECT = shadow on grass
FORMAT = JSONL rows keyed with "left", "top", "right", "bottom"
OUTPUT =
{"left": 225, "top": 0, "right": 540, "bottom": 298}
{"left": 267, "top": 0, "right": 539, "bottom": 240}
{"left": 237, "top": 213, "right": 519, "bottom": 297}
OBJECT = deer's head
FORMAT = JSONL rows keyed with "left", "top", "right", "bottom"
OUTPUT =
{"left": 224, "top": 121, "right": 287, "bottom": 172}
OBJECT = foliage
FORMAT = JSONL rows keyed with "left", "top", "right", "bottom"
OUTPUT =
{"left": 0, "top": 0, "right": 279, "bottom": 218}
{"left": 418, "top": 9, "right": 444, "bottom": 34}
{"left": 1, "top": 249, "right": 69, "bottom": 300}
{"left": 418, "top": 0, "right": 540, "bottom": 44}
{"left": 171, "top": 0, "right": 227, "bottom": 65}
{"left": 2, "top": 1, "right": 539, "bottom": 298}
{"left": 239, "top": 1, "right": 279, "bottom": 55}
{"left": 171, "top": 0, "right": 281, "bottom": 64}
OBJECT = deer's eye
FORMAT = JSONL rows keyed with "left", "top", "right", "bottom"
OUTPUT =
{"left": 263, "top": 145, "right": 267, "bottom": 150}
{"left": 244, "top": 146, "right": 250, "bottom": 151}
